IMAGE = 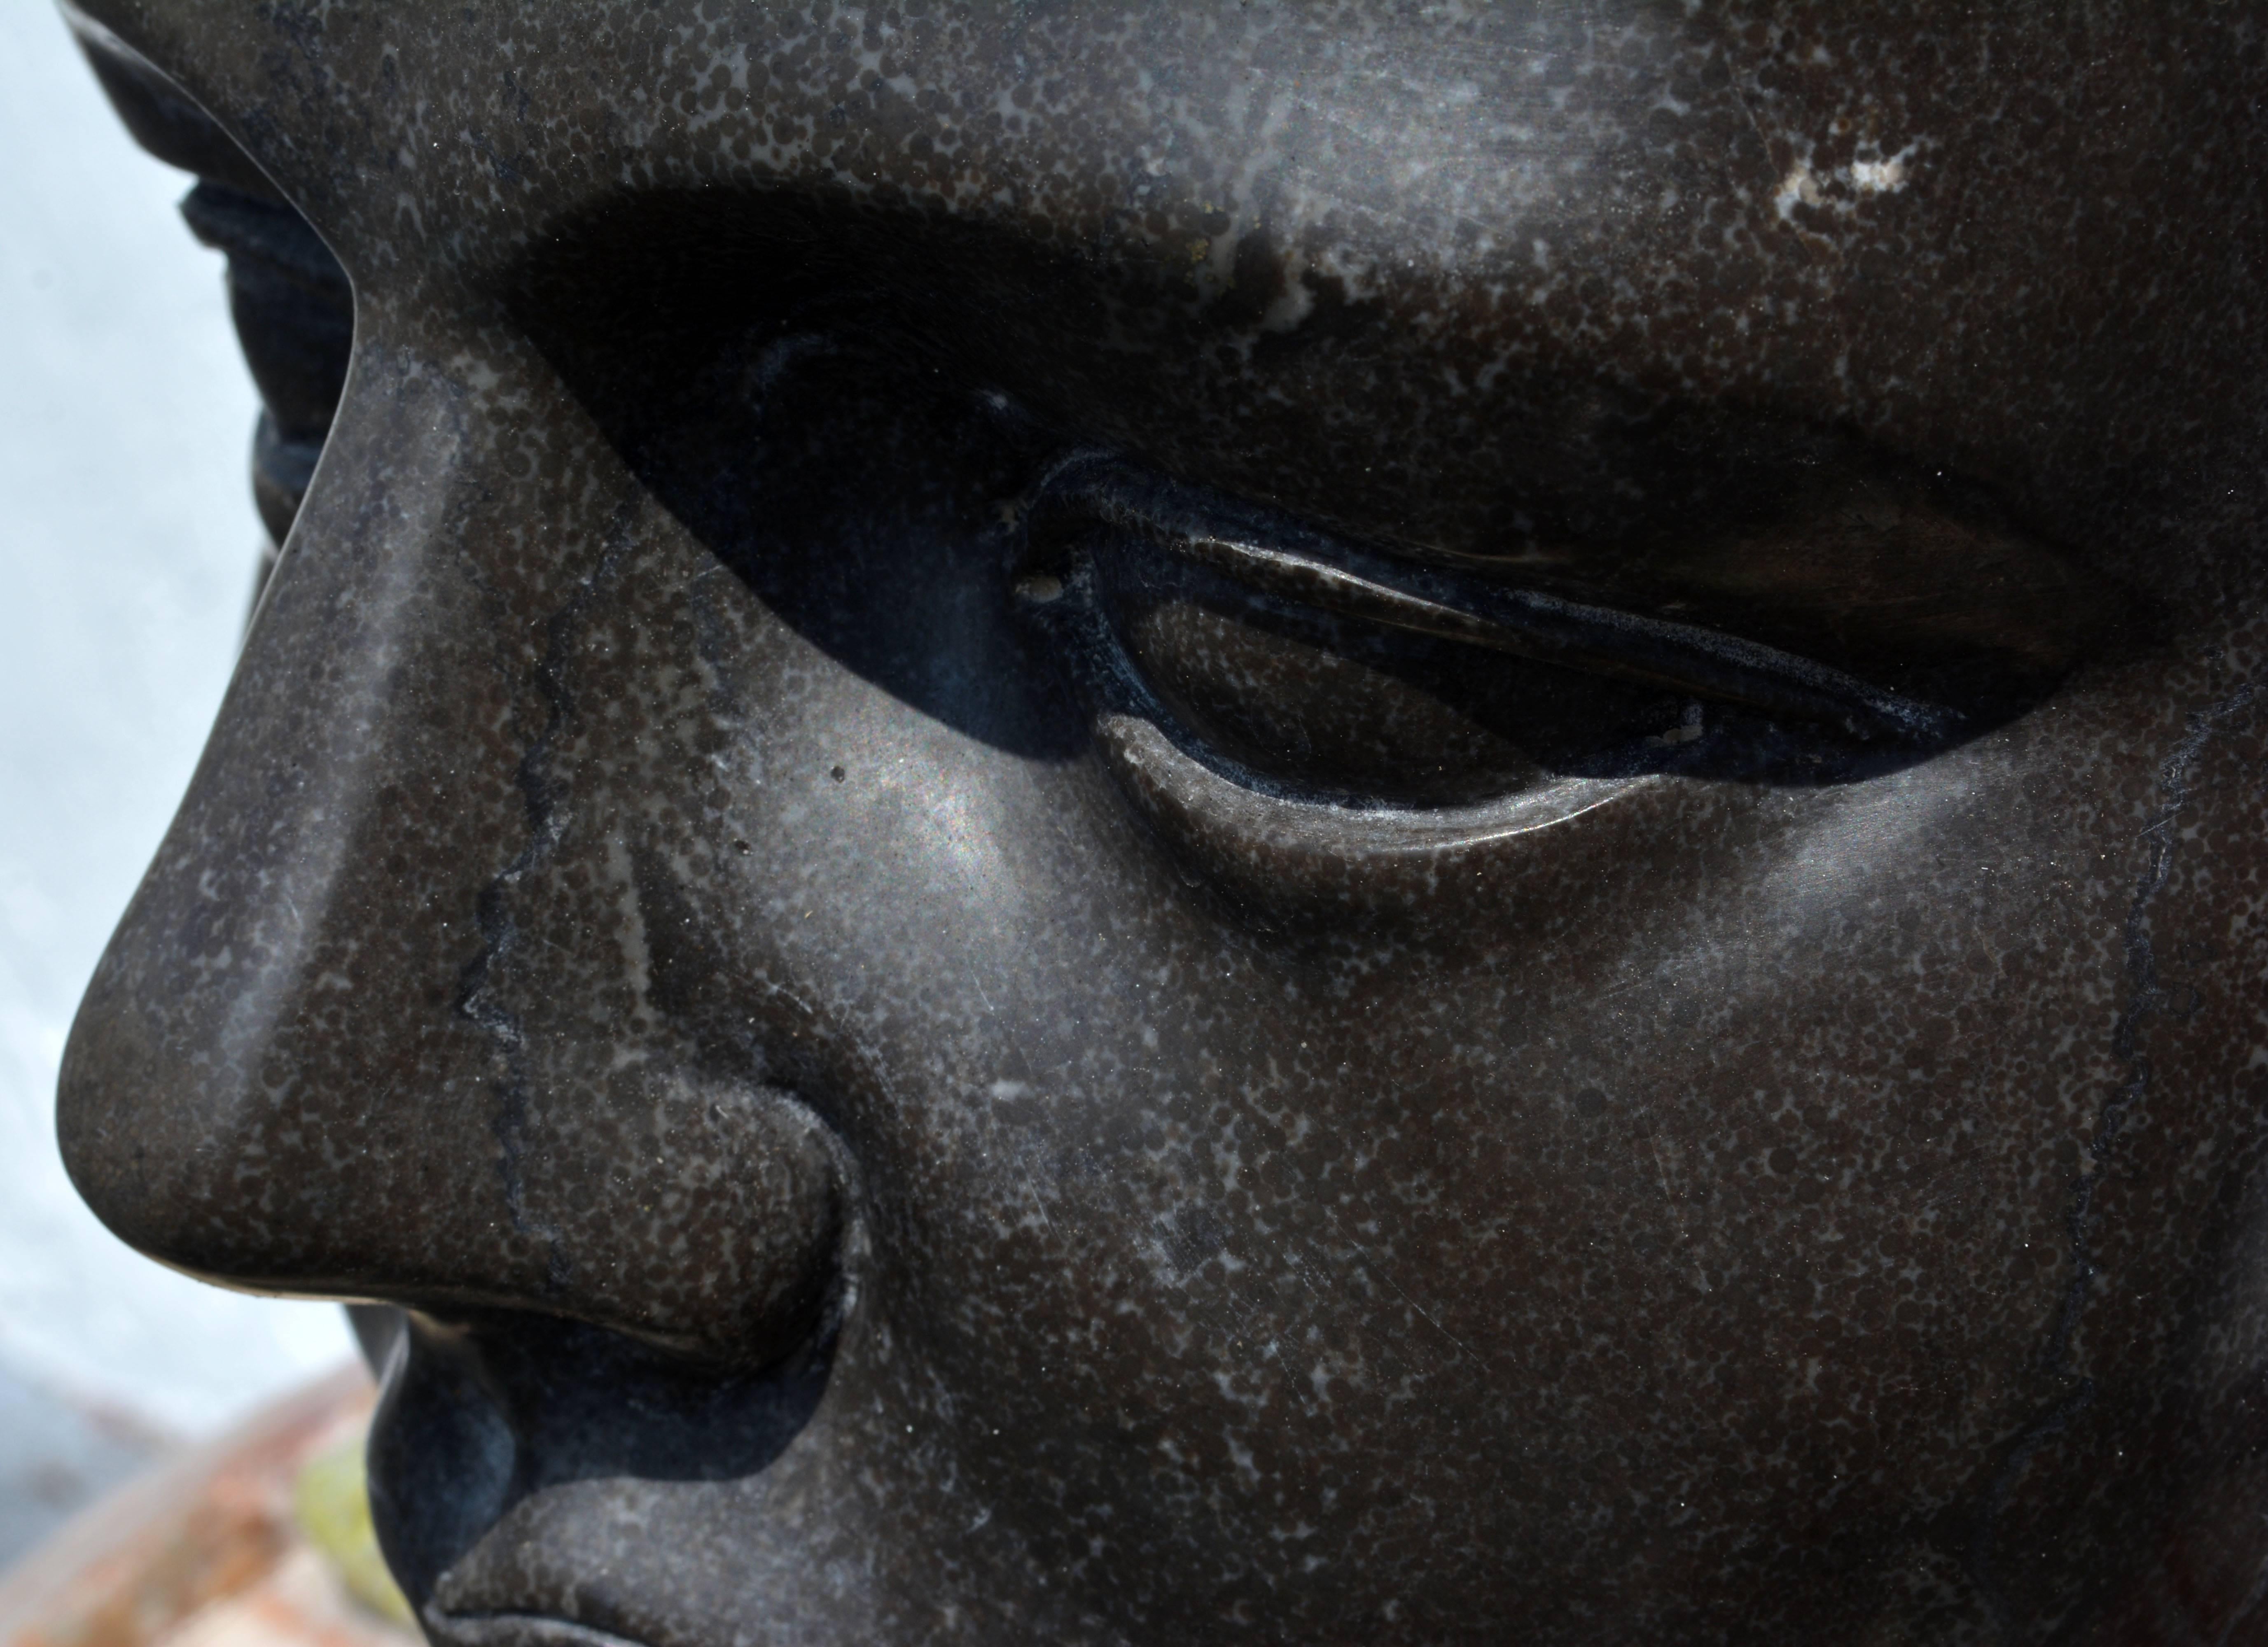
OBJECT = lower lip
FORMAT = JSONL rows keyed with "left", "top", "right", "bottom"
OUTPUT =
{"left": 424, "top": 1612, "right": 654, "bottom": 1647}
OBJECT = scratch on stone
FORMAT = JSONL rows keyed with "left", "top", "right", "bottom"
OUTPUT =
{"left": 2216, "top": 1523, "right": 2268, "bottom": 1647}
{"left": 1271, "top": 1180, "right": 1485, "bottom": 1373}
{"left": 1969, "top": 672, "right": 2259, "bottom": 1639}
{"left": 454, "top": 496, "right": 644, "bottom": 1292}
{"left": 1645, "top": 1129, "right": 1712, "bottom": 1295}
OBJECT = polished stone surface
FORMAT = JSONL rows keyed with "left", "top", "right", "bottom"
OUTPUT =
{"left": 53, "top": 3, "right": 2268, "bottom": 1642}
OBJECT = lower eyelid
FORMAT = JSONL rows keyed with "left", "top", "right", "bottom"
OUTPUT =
{"left": 1031, "top": 553, "right": 1657, "bottom": 897}
{"left": 1119, "top": 595, "right": 1559, "bottom": 807}
{"left": 1094, "top": 710, "right": 1650, "bottom": 911}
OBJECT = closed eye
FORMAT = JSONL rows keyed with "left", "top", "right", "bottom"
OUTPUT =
{"left": 1011, "top": 450, "right": 2084, "bottom": 818}
{"left": 1026, "top": 453, "right": 1960, "bottom": 748}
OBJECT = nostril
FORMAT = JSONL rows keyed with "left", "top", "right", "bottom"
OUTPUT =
{"left": 480, "top": 1071, "right": 853, "bottom": 1370}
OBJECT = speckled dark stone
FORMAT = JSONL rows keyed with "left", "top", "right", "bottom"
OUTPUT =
{"left": 51, "top": 2, "right": 2268, "bottom": 1641}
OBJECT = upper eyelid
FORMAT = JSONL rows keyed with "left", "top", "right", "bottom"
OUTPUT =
{"left": 1024, "top": 453, "right": 1962, "bottom": 747}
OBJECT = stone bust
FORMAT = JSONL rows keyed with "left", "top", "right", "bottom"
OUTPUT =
{"left": 53, "top": 1, "right": 2268, "bottom": 1640}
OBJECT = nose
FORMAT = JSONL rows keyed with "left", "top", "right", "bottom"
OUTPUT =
{"left": 56, "top": 300, "right": 847, "bottom": 1369}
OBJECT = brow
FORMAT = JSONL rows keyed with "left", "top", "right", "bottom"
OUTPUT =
{"left": 1025, "top": 453, "right": 1962, "bottom": 746}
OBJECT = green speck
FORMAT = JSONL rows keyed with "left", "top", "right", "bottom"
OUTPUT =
{"left": 294, "top": 1432, "right": 417, "bottom": 1628}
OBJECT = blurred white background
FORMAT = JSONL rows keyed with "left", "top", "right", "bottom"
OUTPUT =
{"left": 0, "top": 0, "right": 356, "bottom": 1550}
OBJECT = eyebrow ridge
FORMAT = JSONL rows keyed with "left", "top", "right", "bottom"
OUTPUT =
{"left": 1026, "top": 453, "right": 1962, "bottom": 746}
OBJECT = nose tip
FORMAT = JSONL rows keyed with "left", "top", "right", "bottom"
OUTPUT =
{"left": 61, "top": 948, "right": 847, "bottom": 1365}
{"left": 55, "top": 314, "right": 849, "bottom": 1369}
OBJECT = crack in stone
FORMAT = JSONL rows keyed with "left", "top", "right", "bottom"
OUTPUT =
{"left": 454, "top": 499, "right": 644, "bottom": 1294}
{"left": 1969, "top": 670, "right": 2260, "bottom": 1642}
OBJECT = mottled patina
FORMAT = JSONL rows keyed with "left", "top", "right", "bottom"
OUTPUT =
{"left": 54, "top": 3, "right": 2268, "bottom": 1641}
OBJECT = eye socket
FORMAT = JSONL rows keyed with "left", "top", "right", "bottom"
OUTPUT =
{"left": 1014, "top": 454, "right": 1984, "bottom": 819}
{"left": 178, "top": 181, "right": 354, "bottom": 579}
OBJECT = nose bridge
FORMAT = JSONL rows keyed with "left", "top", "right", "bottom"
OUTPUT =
{"left": 58, "top": 300, "right": 842, "bottom": 1366}
{"left": 60, "top": 301, "right": 566, "bottom": 1281}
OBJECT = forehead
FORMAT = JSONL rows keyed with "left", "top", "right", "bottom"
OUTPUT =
{"left": 77, "top": 0, "right": 2268, "bottom": 560}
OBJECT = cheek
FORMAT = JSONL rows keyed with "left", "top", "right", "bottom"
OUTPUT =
{"left": 821, "top": 688, "right": 2162, "bottom": 1586}
{"left": 1320, "top": 764, "right": 2117, "bottom": 1509}
{"left": 500, "top": 485, "right": 2262, "bottom": 1616}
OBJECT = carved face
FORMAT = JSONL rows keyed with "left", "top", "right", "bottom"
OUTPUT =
{"left": 56, "top": 2, "right": 2268, "bottom": 1640}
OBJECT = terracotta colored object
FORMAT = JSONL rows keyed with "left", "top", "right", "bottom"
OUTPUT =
{"left": 0, "top": 1367, "right": 409, "bottom": 1647}
{"left": 47, "top": 1, "right": 2268, "bottom": 1640}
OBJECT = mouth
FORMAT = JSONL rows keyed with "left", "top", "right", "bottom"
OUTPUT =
{"left": 369, "top": 1308, "right": 841, "bottom": 1647}
{"left": 422, "top": 1610, "right": 653, "bottom": 1647}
